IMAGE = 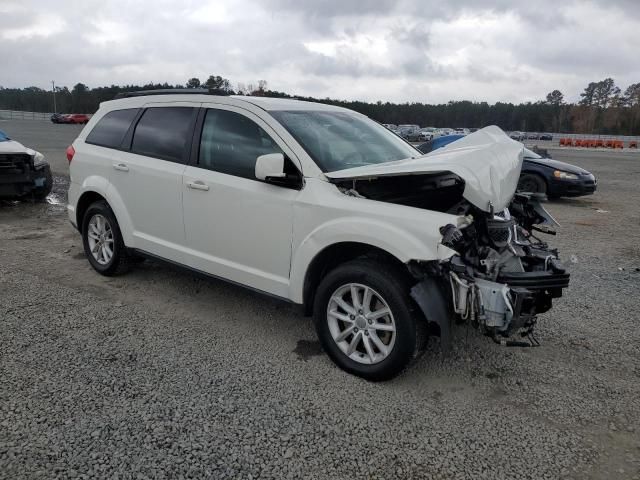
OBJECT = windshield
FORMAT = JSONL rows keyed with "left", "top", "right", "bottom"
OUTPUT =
{"left": 0, "top": 130, "right": 9, "bottom": 142}
{"left": 271, "top": 110, "right": 419, "bottom": 172}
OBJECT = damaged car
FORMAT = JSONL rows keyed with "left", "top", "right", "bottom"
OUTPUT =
{"left": 0, "top": 129, "right": 52, "bottom": 200}
{"left": 67, "top": 91, "right": 568, "bottom": 381}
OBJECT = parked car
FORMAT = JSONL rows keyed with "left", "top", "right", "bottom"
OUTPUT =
{"left": 0, "top": 129, "right": 53, "bottom": 199}
{"left": 51, "top": 113, "right": 90, "bottom": 124}
{"left": 51, "top": 113, "right": 69, "bottom": 124}
{"left": 65, "top": 114, "right": 90, "bottom": 124}
{"left": 381, "top": 123, "right": 397, "bottom": 131}
{"left": 418, "top": 127, "right": 437, "bottom": 141}
{"left": 418, "top": 135, "right": 597, "bottom": 198}
{"left": 509, "top": 131, "right": 526, "bottom": 141}
{"left": 519, "top": 147, "right": 597, "bottom": 198}
{"left": 527, "top": 133, "right": 540, "bottom": 140}
{"left": 397, "top": 124, "right": 421, "bottom": 141}
{"left": 539, "top": 133, "right": 553, "bottom": 141}
{"left": 453, "top": 128, "right": 470, "bottom": 135}
{"left": 68, "top": 91, "right": 569, "bottom": 380}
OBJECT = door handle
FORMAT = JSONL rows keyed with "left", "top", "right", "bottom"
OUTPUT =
{"left": 113, "top": 163, "right": 129, "bottom": 172}
{"left": 186, "top": 180, "right": 210, "bottom": 191}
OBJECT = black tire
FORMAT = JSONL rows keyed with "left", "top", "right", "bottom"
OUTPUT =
{"left": 32, "top": 165, "right": 53, "bottom": 201}
{"left": 81, "top": 200, "right": 131, "bottom": 276}
{"left": 313, "top": 258, "right": 424, "bottom": 381}
{"left": 517, "top": 173, "right": 546, "bottom": 194}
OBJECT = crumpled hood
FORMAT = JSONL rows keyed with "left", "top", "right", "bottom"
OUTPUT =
{"left": 0, "top": 139, "right": 34, "bottom": 156}
{"left": 326, "top": 126, "right": 524, "bottom": 212}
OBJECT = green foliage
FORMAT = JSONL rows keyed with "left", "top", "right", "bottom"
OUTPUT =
{"left": 1, "top": 76, "right": 639, "bottom": 135}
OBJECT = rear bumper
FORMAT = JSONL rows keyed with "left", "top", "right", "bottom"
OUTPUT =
{"left": 67, "top": 181, "right": 79, "bottom": 229}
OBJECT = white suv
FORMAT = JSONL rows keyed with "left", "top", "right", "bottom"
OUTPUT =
{"left": 67, "top": 90, "right": 569, "bottom": 380}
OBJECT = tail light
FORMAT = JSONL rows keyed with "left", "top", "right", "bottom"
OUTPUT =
{"left": 66, "top": 145, "right": 75, "bottom": 163}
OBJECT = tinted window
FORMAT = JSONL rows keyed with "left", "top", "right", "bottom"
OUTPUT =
{"left": 199, "top": 109, "right": 282, "bottom": 179}
{"left": 86, "top": 109, "right": 139, "bottom": 148}
{"left": 131, "top": 107, "right": 194, "bottom": 163}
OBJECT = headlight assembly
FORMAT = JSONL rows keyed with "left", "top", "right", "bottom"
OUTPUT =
{"left": 33, "top": 151, "right": 46, "bottom": 167}
{"left": 553, "top": 170, "right": 578, "bottom": 180}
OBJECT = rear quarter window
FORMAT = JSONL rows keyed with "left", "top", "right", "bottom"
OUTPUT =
{"left": 85, "top": 109, "right": 139, "bottom": 148}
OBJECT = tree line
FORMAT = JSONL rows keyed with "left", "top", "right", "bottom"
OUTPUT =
{"left": 1, "top": 75, "right": 639, "bottom": 135}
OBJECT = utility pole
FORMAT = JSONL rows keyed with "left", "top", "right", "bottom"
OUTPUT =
{"left": 52, "top": 80, "right": 57, "bottom": 113}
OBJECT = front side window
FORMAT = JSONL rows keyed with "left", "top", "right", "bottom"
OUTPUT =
{"left": 86, "top": 108, "right": 139, "bottom": 148}
{"left": 198, "top": 109, "right": 282, "bottom": 179}
{"left": 131, "top": 107, "right": 194, "bottom": 163}
{"left": 271, "top": 110, "right": 419, "bottom": 172}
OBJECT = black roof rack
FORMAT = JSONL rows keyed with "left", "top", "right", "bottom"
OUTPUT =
{"left": 114, "top": 88, "right": 230, "bottom": 99}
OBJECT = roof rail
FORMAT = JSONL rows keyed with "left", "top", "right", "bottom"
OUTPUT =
{"left": 113, "top": 88, "right": 230, "bottom": 99}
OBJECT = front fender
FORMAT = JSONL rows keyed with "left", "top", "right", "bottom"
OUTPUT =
{"left": 289, "top": 216, "right": 441, "bottom": 303}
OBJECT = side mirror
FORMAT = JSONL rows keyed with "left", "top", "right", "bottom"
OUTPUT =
{"left": 255, "top": 153, "right": 285, "bottom": 181}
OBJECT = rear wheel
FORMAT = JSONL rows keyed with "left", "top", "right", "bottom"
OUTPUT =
{"left": 518, "top": 173, "right": 546, "bottom": 194}
{"left": 313, "top": 259, "right": 422, "bottom": 381}
{"left": 82, "top": 200, "right": 131, "bottom": 276}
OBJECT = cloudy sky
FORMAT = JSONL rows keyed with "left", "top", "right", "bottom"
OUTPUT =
{"left": 1, "top": 0, "right": 638, "bottom": 104}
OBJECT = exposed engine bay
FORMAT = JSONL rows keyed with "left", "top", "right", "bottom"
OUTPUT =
{"left": 335, "top": 173, "right": 570, "bottom": 348}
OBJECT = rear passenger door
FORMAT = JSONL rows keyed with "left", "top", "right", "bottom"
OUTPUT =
{"left": 181, "top": 105, "right": 301, "bottom": 298}
{"left": 108, "top": 103, "right": 198, "bottom": 262}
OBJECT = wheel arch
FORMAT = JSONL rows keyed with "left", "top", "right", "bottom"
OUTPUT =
{"left": 75, "top": 183, "right": 134, "bottom": 246}
{"left": 76, "top": 190, "right": 107, "bottom": 228}
{"left": 300, "top": 242, "right": 409, "bottom": 316}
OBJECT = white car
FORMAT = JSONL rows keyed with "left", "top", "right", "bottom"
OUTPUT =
{"left": 0, "top": 129, "right": 52, "bottom": 199}
{"left": 418, "top": 127, "right": 437, "bottom": 141}
{"left": 67, "top": 91, "right": 569, "bottom": 380}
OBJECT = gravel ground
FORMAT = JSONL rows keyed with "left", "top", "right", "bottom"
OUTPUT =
{"left": 1, "top": 120, "right": 640, "bottom": 479}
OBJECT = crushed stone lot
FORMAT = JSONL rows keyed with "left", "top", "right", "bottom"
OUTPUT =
{"left": 1, "top": 120, "right": 640, "bottom": 479}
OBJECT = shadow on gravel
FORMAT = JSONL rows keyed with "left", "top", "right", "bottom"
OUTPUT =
{"left": 293, "top": 339, "right": 323, "bottom": 361}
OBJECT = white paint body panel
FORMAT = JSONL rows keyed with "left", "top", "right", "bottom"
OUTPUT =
{"left": 326, "top": 126, "right": 524, "bottom": 212}
{"left": 68, "top": 95, "right": 521, "bottom": 304}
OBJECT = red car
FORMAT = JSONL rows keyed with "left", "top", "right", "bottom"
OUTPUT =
{"left": 65, "top": 114, "right": 90, "bottom": 124}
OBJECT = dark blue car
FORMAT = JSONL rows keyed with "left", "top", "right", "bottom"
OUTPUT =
{"left": 418, "top": 135, "right": 597, "bottom": 198}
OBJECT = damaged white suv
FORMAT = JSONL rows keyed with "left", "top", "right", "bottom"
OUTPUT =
{"left": 67, "top": 91, "right": 569, "bottom": 380}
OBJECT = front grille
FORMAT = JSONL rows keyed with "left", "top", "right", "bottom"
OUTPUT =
{"left": 0, "top": 154, "right": 31, "bottom": 174}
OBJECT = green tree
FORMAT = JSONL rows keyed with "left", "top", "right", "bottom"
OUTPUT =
{"left": 545, "top": 90, "right": 564, "bottom": 105}
{"left": 186, "top": 77, "right": 201, "bottom": 88}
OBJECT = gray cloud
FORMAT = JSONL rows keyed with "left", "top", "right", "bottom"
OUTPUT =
{"left": 0, "top": 0, "right": 638, "bottom": 104}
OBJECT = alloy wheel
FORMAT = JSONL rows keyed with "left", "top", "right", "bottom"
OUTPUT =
{"left": 327, "top": 283, "right": 396, "bottom": 365}
{"left": 87, "top": 214, "right": 114, "bottom": 265}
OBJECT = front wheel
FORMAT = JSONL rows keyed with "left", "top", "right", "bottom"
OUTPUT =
{"left": 313, "top": 259, "right": 422, "bottom": 381}
{"left": 518, "top": 173, "right": 547, "bottom": 194}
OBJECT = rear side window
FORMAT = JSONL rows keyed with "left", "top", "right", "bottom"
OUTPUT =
{"left": 198, "top": 109, "right": 282, "bottom": 179}
{"left": 131, "top": 107, "right": 194, "bottom": 163}
{"left": 86, "top": 109, "right": 139, "bottom": 148}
